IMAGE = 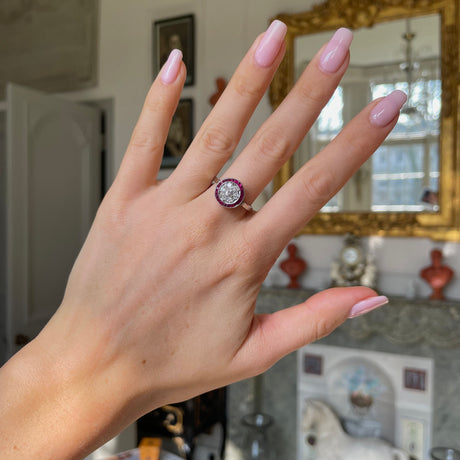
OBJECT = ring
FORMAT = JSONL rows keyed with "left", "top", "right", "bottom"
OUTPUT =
{"left": 213, "top": 177, "right": 253, "bottom": 211}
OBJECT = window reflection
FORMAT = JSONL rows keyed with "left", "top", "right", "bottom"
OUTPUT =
{"left": 371, "top": 79, "right": 440, "bottom": 211}
{"left": 294, "top": 14, "right": 441, "bottom": 213}
{"left": 310, "top": 77, "right": 440, "bottom": 212}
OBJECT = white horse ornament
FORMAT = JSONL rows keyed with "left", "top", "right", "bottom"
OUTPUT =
{"left": 302, "top": 400, "right": 410, "bottom": 460}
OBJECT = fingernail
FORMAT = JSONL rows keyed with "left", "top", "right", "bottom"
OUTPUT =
{"left": 370, "top": 90, "right": 408, "bottom": 127}
{"left": 319, "top": 28, "right": 353, "bottom": 73}
{"left": 348, "top": 296, "right": 389, "bottom": 319}
{"left": 254, "top": 20, "right": 287, "bottom": 68}
{"left": 160, "top": 49, "right": 183, "bottom": 84}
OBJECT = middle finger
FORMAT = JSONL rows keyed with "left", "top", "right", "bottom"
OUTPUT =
{"left": 169, "top": 20, "right": 288, "bottom": 199}
{"left": 224, "top": 28, "right": 353, "bottom": 205}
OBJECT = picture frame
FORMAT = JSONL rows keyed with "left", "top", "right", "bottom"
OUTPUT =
{"left": 153, "top": 14, "right": 195, "bottom": 86}
{"left": 162, "top": 98, "right": 194, "bottom": 168}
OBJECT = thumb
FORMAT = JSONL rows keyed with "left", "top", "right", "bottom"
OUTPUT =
{"left": 233, "top": 287, "right": 388, "bottom": 377}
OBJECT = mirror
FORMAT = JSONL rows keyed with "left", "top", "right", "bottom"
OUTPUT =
{"left": 270, "top": 0, "right": 459, "bottom": 240}
{"left": 295, "top": 16, "right": 440, "bottom": 213}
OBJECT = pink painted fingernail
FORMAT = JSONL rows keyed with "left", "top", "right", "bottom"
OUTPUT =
{"left": 348, "top": 295, "right": 389, "bottom": 319}
{"left": 160, "top": 49, "right": 183, "bottom": 84}
{"left": 319, "top": 28, "right": 353, "bottom": 73}
{"left": 370, "top": 90, "right": 407, "bottom": 127}
{"left": 254, "top": 20, "right": 287, "bottom": 68}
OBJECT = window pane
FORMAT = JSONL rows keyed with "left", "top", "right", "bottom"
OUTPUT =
{"left": 373, "top": 144, "right": 424, "bottom": 174}
{"left": 321, "top": 194, "right": 340, "bottom": 212}
{"left": 372, "top": 144, "right": 427, "bottom": 209}
{"left": 405, "top": 178, "right": 424, "bottom": 205}
{"left": 430, "top": 142, "right": 439, "bottom": 175}
{"left": 317, "top": 86, "right": 343, "bottom": 139}
{"left": 430, "top": 177, "right": 439, "bottom": 192}
{"left": 373, "top": 180, "right": 389, "bottom": 206}
{"left": 373, "top": 146, "right": 391, "bottom": 174}
{"left": 388, "top": 179, "right": 405, "bottom": 206}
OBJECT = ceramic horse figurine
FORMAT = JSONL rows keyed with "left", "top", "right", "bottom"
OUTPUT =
{"left": 302, "top": 400, "right": 410, "bottom": 460}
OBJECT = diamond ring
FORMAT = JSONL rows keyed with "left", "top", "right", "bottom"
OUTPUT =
{"left": 214, "top": 178, "right": 253, "bottom": 211}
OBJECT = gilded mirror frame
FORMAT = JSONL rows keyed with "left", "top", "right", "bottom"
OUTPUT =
{"left": 270, "top": 0, "right": 460, "bottom": 241}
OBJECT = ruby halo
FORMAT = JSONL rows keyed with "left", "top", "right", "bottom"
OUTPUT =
{"left": 215, "top": 178, "right": 245, "bottom": 208}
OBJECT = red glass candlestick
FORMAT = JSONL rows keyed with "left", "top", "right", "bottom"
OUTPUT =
{"left": 280, "top": 243, "right": 307, "bottom": 289}
{"left": 420, "top": 249, "right": 454, "bottom": 300}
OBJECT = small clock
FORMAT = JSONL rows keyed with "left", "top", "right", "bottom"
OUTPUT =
{"left": 331, "top": 234, "right": 376, "bottom": 288}
{"left": 340, "top": 244, "right": 363, "bottom": 267}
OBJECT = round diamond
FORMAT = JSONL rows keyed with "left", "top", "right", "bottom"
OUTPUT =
{"left": 219, "top": 182, "right": 240, "bottom": 204}
{"left": 215, "top": 178, "right": 244, "bottom": 208}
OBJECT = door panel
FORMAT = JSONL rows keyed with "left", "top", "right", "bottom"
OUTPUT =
{"left": 6, "top": 83, "right": 101, "bottom": 357}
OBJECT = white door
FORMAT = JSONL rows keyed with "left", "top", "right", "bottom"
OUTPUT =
{"left": 6, "top": 83, "right": 101, "bottom": 357}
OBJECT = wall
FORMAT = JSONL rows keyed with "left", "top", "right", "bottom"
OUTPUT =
{"left": 268, "top": 235, "right": 460, "bottom": 300}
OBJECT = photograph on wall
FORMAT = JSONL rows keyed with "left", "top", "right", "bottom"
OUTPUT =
{"left": 153, "top": 14, "right": 195, "bottom": 86}
{"left": 162, "top": 98, "right": 193, "bottom": 168}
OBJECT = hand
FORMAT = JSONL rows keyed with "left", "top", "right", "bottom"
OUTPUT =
{"left": 0, "top": 23, "right": 404, "bottom": 459}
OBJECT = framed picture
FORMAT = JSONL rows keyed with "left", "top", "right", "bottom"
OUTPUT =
{"left": 162, "top": 98, "right": 194, "bottom": 168}
{"left": 153, "top": 14, "right": 195, "bottom": 86}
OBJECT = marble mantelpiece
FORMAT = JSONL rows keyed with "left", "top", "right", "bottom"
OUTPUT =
{"left": 226, "top": 288, "right": 460, "bottom": 459}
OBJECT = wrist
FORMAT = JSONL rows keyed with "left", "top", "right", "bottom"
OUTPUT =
{"left": 0, "top": 308, "right": 148, "bottom": 459}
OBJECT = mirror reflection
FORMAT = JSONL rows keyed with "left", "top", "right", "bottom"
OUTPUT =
{"left": 294, "top": 15, "right": 440, "bottom": 213}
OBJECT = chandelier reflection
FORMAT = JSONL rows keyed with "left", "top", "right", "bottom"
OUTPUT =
{"left": 397, "top": 19, "right": 441, "bottom": 133}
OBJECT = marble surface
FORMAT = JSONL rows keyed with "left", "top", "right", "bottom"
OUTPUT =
{"left": 226, "top": 287, "right": 460, "bottom": 460}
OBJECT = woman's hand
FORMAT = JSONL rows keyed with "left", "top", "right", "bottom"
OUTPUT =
{"left": 0, "top": 23, "right": 405, "bottom": 459}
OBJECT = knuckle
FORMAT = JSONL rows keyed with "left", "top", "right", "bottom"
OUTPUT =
{"left": 302, "top": 167, "right": 336, "bottom": 205}
{"left": 198, "top": 125, "right": 235, "bottom": 157}
{"left": 342, "top": 134, "right": 366, "bottom": 158}
{"left": 144, "top": 88, "right": 169, "bottom": 114}
{"left": 232, "top": 73, "right": 261, "bottom": 99}
{"left": 312, "top": 318, "right": 326, "bottom": 343}
{"left": 254, "top": 127, "right": 291, "bottom": 163}
{"left": 312, "top": 314, "right": 336, "bottom": 342}
{"left": 296, "top": 79, "right": 331, "bottom": 109}
{"left": 130, "top": 129, "right": 163, "bottom": 152}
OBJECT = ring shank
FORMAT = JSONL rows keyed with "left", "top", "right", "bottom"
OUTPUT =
{"left": 240, "top": 202, "right": 253, "bottom": 211}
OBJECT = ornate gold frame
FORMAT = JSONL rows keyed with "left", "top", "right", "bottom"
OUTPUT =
{"left": 270, "top": 0, "right": 460, "bottom": 241}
